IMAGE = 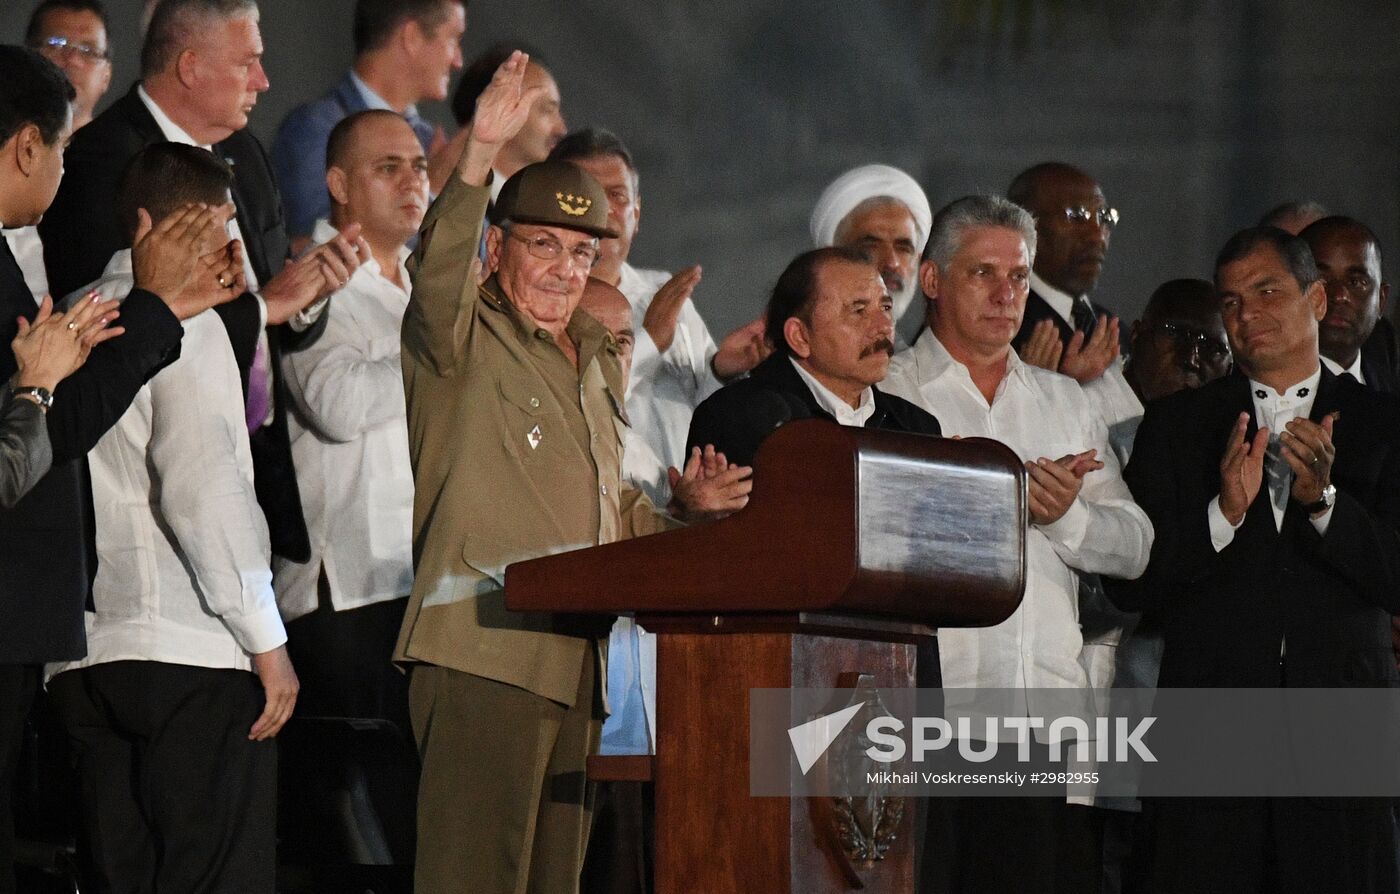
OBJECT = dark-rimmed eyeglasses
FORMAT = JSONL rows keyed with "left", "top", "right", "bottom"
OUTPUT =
{"left": 1146, "top": 321, "right": 1230, "bottom": 362}
{"left": 1061, "top": 206, "right": 1120, "bottom": 229}
{"left": 507, "top": 230, "right": 600, "bottom": 269}
{"left": 33, "top": 36, "right": 109, "bottom": 62}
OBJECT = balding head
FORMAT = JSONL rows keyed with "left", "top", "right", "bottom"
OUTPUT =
{"left": 1008, "top": 162, "right": 1115, "bottom": 297}
{"left": 1260, "top": 200, "right": 1328, "bottom": 236}
{"left": 578, "top": 277, "right": 635, "bottom": 383}
{"left": 1126, "top": 278, "right": 1230, "bottom": 403}
{"left": 325, "top": 110, "right": 429, "bottom": 253}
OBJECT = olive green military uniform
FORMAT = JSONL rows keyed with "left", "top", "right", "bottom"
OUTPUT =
{"left": 396, "top": 165, "right": 678, "bottom": 894}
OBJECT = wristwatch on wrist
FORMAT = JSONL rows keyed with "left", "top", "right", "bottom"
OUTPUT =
{"left": 1299, "top": 483, "right": 1337, "bottom": 515}
{"left": 11, "top": 386, "right": 53, "bottom": 412}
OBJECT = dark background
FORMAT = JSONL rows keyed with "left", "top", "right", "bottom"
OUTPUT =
{"left": 3, "top": 0, "right": 1397, "bottom": 337}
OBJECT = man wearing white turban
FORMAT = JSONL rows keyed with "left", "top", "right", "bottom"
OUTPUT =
{"left": 810, "top": 163, "right": 933, "bottom": 347}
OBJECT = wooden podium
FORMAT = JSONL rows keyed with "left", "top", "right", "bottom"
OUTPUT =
{"left": 505, "top": 420, "right": 1026, "bottom": 893}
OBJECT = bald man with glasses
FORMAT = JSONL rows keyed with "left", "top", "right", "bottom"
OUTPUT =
{"left": 1008, "top": 162, "right": 1142, "bottom": 430}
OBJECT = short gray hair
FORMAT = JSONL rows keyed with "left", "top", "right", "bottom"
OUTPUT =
{"left": 142, "top": 0, "right": 258, "bottom": 77}
{"left": 923, "top": 195, "right": 1037, "bottom": 269}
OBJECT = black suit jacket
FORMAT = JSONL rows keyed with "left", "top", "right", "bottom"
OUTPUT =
{"left": 686, "top": 352, "right": 944, "bottom": 688}
{"left": 1114, "top": 369, "right": 1400, "bottom": 688}
{"left": 1359, "top": 317, "right": 1400, "bottom": 394}
{"left": 40, "top": 84, "right": 320, "bottom": 560}
{"left": 686, "top": 352, "right": 943, "bottom": 467}
{"left": 1011, "top": 289, "right": 1110, "bottom": 350}
{"left": 0, "top": 235, "right": 182, "bottom": 663}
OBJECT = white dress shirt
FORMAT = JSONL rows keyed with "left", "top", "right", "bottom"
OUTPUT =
{"left": 602, "top": 264, "right": 731, "bottom": 756}
{"left": 618, "top": 262, "right": 723, "bottom": 500}
{"left": 1321, "top": 353, "right": 1365, "bottom": 385}
{"left": 2, "top": 227, "right": 47, "bottom": 304}
{"left": 606, "top": 391, "right": 674, "bottom": 757}
{"left": 789, "top": 357, "right": 876, "bottom": 426}
{"left": 884, "top": 332, "right": 1153, "bottom": 733}
{"left": 1030, "top": 272, "right": 1143, "bottom": 430}
{"left": 274, "top": 220, "right": 415, "bottom": 621}
{"left": 48, "top": 252, "right": 285, "bottom": 679}
{"left": 1207, "top": 366, "right": 1332, "bottom": 548}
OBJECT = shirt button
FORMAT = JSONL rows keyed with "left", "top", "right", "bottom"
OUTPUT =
{"left": 600, "top": 485, "right": 609, "bottom": 496}
{"left": 529, "top": 397, "right": 540, "bottom": 408}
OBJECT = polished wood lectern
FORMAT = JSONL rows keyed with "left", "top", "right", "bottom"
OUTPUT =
{"left": 505, "top": 420, "right": 1026, "bottom": 893}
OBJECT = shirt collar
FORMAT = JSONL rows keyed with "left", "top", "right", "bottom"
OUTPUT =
{"left": 137, "top": 84, "right": 208, "bottom": 149}
{"left": 1248, "top": 365, "right": 1322, "bottom": 420}
{"left": 1029, "top": 270, "right": 1079, "bottom": 327}
{"left": 103, "top": 248, "right": 133, "bottom": 279}
{"left": 347, "top": 70, "right": 419, "bottom": 119}
{"left": 1320, "top": 352, "right": 1365, "bottom": 385}
{"left": 787, "top": 357, "right": 876, "bottom": 426}
{"left": 478, "top": 275, "right": 610, "bottom": 367}
{"left": 910, "top": 327, "right": 1026, "bottom": 396}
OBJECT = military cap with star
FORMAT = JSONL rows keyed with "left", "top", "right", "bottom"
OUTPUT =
{"left": 490, "top": 159, "right": 618, "bottom": 239}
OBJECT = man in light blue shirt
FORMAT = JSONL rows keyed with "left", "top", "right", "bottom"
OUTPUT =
{"left": 271, "top": 0, "right": 465, "bottom": 247}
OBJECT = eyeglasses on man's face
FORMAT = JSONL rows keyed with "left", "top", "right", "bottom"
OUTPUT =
{"left": 1059, "top": 205, "right": 1120, "bottom": 229}
{"left": 507, "top": 230, "right": 600, "bottom": 269}
{"left": 34, "top": 35, "right": 109, "bottom": 63}
{"left": 1147, "top": 321, "right": 1230, "bottom": 363}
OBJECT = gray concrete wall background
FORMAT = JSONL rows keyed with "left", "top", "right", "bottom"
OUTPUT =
{"left": 3, "top": 0, "right": 1397, "bottom": 339}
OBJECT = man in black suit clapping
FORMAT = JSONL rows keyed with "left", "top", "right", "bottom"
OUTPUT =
{"left": 1121, "top": 227, "right": 1400, "bottom": 893}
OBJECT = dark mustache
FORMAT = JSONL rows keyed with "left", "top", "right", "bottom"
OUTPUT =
{"left": 860, "top": 338, "right": 895, "bottom": 359}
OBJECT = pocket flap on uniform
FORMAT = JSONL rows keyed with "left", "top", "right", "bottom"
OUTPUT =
{"left": 497, "top": 377, "right": 552, "bottom": 416}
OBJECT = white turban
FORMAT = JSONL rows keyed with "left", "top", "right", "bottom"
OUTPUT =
{"left": 809, "top": 164, "right": 933, "bottom": 252}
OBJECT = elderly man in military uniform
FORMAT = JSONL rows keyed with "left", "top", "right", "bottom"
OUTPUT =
{"left": 396, "top": 52, "right": 748, "bottom": 894}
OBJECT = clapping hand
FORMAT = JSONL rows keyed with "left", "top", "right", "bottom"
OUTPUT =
{"left": 1019, "top": 318, "right": 1064, "bottom": 372}
{"left": 644, "top": 266, "right": 702, "bottom": 353}
{"left": 1026, "top": 448, "right": 1101, "bottom": 525}
{"left": 714, "top": 316, "right": 770, "bottom": 380}
{"left": 261, "top": 222, "right": 371, "bottom": 325}
{"left": 12, "top": 293, "right": 124, "bottom": 393}
{"left": 1058, "top": 315, "right": 1120, "bottom": 383}
{"left": 1280, "top": 413, "right": 1337, "bottom": 513}
{"left": 667, "top": 444, "right": 753, "bottom": 521}
{"left": 1218, "top": 412, "right": 1269, "bottom": 526}
{"left": 132, "top": 204, "right": 226, "bottom": 318}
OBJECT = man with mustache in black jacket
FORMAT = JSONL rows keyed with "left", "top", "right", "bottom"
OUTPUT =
{"left": 687, "top": 246, "right": 940, "bottom": 469}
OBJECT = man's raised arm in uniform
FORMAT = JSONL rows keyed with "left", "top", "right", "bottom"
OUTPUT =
{"left": 404, "top": 51, "right": 543, "bottom": 376}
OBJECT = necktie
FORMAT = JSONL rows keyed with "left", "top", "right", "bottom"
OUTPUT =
{"left": 1338, "top": 371, "right": 1358, "bottom": 385}
{"left": 246, "top": 338, "right": 271, "bottom": 433}
{"left": 1071, "top": 296, "right": 1097, "bottom": 337}
{"left": 1264, "top": 431, "right": 1291, "bottom": 530}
